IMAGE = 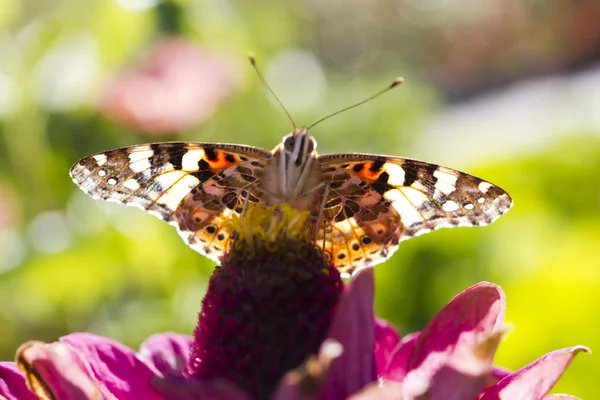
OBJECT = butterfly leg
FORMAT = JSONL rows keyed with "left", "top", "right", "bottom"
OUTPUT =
{"left": 239, "top": 185, "right": 284, "bottom": 218}
{"left": 312, "top": 183, "right": 330, "bottom": 243}
{"left": 240, "top": 185, "right": 259, "bottom": 219}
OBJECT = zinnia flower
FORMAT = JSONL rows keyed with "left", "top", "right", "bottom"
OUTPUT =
{"left": 100, "top": 37, "right": 236, "bottom": 134}
{"left": 0, "top": 205, "right": 588, "bottom": 399}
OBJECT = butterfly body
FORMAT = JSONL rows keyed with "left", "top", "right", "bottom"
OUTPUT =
{"left": 71, "top": 128, "right": 512, "bottom": 277}
{"left": 261, "top": 128, "right": 324, "bottom": 211}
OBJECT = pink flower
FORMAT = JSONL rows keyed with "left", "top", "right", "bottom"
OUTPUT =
{"left": 352, "top": 281, "right": 589, "bottom": 400}
{"left": 0, "top": 271, "right": 587, "bottom": 400}
{"left": 0, "top": 205, "right": 587, "bottom": 399}
{"left": 100, "top": 37, "right": 236, "bottom": 135}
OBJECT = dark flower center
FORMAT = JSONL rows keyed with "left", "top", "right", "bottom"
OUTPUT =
{"left": 186, "top": 205, "right": 343, "bottom": 399}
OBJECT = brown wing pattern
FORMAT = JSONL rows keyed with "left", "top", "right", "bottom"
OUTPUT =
{"left": 318, "top": 153, "right": 513, "bottom": 276}
{"left": 70, "top": 142, "right": 271, "bottom": 263}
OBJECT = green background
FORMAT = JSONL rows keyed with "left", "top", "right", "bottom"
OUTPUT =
{"left": 0, "top": 0, "right": 598, "bottom": 397}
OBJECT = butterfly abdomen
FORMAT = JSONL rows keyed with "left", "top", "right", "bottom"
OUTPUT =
{"left": 259, "top": 150, "right": 324, "bottom": 211}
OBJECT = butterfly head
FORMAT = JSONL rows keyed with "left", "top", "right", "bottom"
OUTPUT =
{"left": 269, "top": 127, "right": 321, "bottom": 202}
{"left": 281, "top": 127, "right": 317, "bottom": 166}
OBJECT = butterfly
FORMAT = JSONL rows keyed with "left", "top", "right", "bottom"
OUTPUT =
{"left": 70, "top": 126, "right": 513, "bottom": 277}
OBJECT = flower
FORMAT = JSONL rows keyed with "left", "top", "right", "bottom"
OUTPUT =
{"left": 352, "top": 282, "right": 589, "bottom": 400}
{"left": 0, "top": 275, "right": 587, "bottom": 400}
{"left": 0, "top": 204, "right": 588, "bottom": 399}
{"left": 100, "top": 37, "right": 236, "bottom": 134}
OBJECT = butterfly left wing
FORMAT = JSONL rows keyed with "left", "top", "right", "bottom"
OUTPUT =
{"left": 70, "top": 142, "right": 272, "bottom": 263}
{"left": 317, "top": 153, "right": 513, "bottom": 276}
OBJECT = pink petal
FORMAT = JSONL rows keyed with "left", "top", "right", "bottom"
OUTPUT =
{"left": 152, "top": 377, "right": 252, "bottom": 400}
{"left": 16, "top": 340, "right": 106, "bottom": 399}
{"left": 384, "top": 332, "right": 420, "bottom": 381}
{"left": 486, "top": 366, "right": 511, "bottom": 388}
{"left": 0, "top": 362, "right": 37, "bottom": 400}
{"left": 415, "top": 331, "right": 502, "bottom": 400}
{"left": 348, "top": 381, "right": 405, "bottom": 400}
{"left": 491, "top": 366, "right": 511, "bottom": 382}
{"left": 542, "top": 396, "right": 581, "bottom": 400}
{"left": 407, "top": 282, "right": 505, "bottom": 379}
{"left": 60, "top": 332, "right": 166, "bottom": 400}
{"left": 374, "top": 318, "right": 400, "bottom": 375}
{"left": 480, "top": 346, "right": 589, "bottom": 400}
{"left": 139, "top": 332, "right": 192, "bottom": 377}
{"left": 273, "top": 340, "right": 343, "bottom": 400}
{"left": 319, "top": 268, "right": 377, "bottom": 400}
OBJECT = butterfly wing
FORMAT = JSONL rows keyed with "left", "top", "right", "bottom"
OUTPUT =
{"left": 70, "top": 142, "right": 271, "bottom": 263}
{"left": 317, "top": 153, "right": 513, "bottom": 276}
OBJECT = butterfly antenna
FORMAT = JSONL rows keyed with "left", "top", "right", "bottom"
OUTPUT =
{"left": 248, "top": 52, "right": 297, "bottom": 130}
{"left": 307, "top": 77, "right": 404, "bottom": 130}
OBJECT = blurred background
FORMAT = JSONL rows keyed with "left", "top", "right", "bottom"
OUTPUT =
{"left": 0, "top": 0, "right": 599, "bottom": 397}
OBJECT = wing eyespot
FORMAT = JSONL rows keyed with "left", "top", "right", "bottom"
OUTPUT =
{"left": 361, "top": 236, "right": 372, "bottom": 245}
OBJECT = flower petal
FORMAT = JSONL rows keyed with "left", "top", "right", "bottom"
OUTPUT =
{"left": 348, "top": 381, "right": 405, "bottom": 400}
{"left": 319, "top": 268, "right": 377, "bottom": 399}
{"left": 412, "top": 331, "right": 502, "bottom": 400}
{"left": 374, "top": 318, "right": 400, "bottom": 375}
{"left": 407, "top": 282, "right": 505, "bottom": 379}
{"left": 152, "top": 377, "right": 252, "bottom": 400}
{"left": 0, "top": 362, "right": 37, "bottom": 400}
{"left": 16, "top": 340, "right": 105, "bottom": 399}
{"left": 491, "top": 366, "right": 511, "bottom": 382}
{"left": 384, "top": 332, "right": 420, "bottom": 381}
{"left": 480, "top": 346, "right": 589, "bottom": 400}
{"left": 272, "top": 340, "right": 343, "bottom": 400}
{"left": 542, "top": 396, "right": 581, "bottom": 400}
{"left": 486, "top": 366, "right": 511, "bottom": 388}
{"left": 139, "top": 332, "right": 192, "bottom": 377}
{"left": 60, "top": 332, "right": 166, "bottom": 399}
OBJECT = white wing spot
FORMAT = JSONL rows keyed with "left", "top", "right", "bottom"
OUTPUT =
{"left": 123, "top": 179, "right": 141, "bottom": 190}
{"left": 442, "top": 201, "right": 459, "bottom": 212}
{"left": 410, "top": 181, "right": 430, "bottom": 193}
{"left": 464, "top": 203, "right": 474, "bottom": 210}
{"left": 98, "top": 169, "right": 106, "bottom": 177}
{"left": 385, "top": 189, "right": 424, "bottom": 226}
{"left": 107, "top": 178, "right": 117, "bottom": 185}
{"left": 181, "top": 149, "right": 205, "bottom": 171}
{"left": 401, "top": 187, "right": 431, "bottom": 209}
{"left": 433, "top": 169, "right": 458, "bottom": 195}
{"left": 155, "top": 171, "right": 187, "bottom": 189}
{"left": 157, "top": 174, "right": 200, "bottom": 211}
{"left": 93, "top": 154, "right": 107, "bottom": 166}
{"left": 130, "top": 158, "right": 152, "bottom": 173}
{"left": 477, "top": 197, "right": 485, "bottom": 204}
{"left": 129, "top": 148, "right": 153, "bottom": 162}
{"left": 383, "top": 163, "right": 405, "bottom": 186}
{"left": 478, "top": 181, "right": 492, "bottom": 194}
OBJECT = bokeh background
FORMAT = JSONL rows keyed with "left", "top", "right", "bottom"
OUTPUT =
{"left": 1, "top": 0, "right": 599, "bottom": 397}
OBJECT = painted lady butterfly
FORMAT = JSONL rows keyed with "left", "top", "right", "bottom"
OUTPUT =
{"left": 70, "top": 125, "right": 512, "bottom": 276}
{"left": 71, "top": 59, "right": 512, "bottom": 277}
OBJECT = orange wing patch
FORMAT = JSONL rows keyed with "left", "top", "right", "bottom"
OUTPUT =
{"left": 346, "top": 160, "right": 386, "bottom": 181}
{"left": 203, "top": 148, "right": 243, "bottom": 170}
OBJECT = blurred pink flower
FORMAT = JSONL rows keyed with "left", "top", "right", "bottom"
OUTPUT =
{"left": 0, "top": 271, "right": 587, "bottom": 400}
{"left": 100, "top": 38, "right": 236, "bottom": 135}
{"left": 0, "top": 186, "right": 20, "bottom": 229}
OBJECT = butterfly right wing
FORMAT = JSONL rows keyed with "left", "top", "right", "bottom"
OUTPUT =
{"left": 70, "top": 142, "right": 272, "bottom": 263}
{"left": 317, "top": 153, "right": 513, "bottom": 276}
